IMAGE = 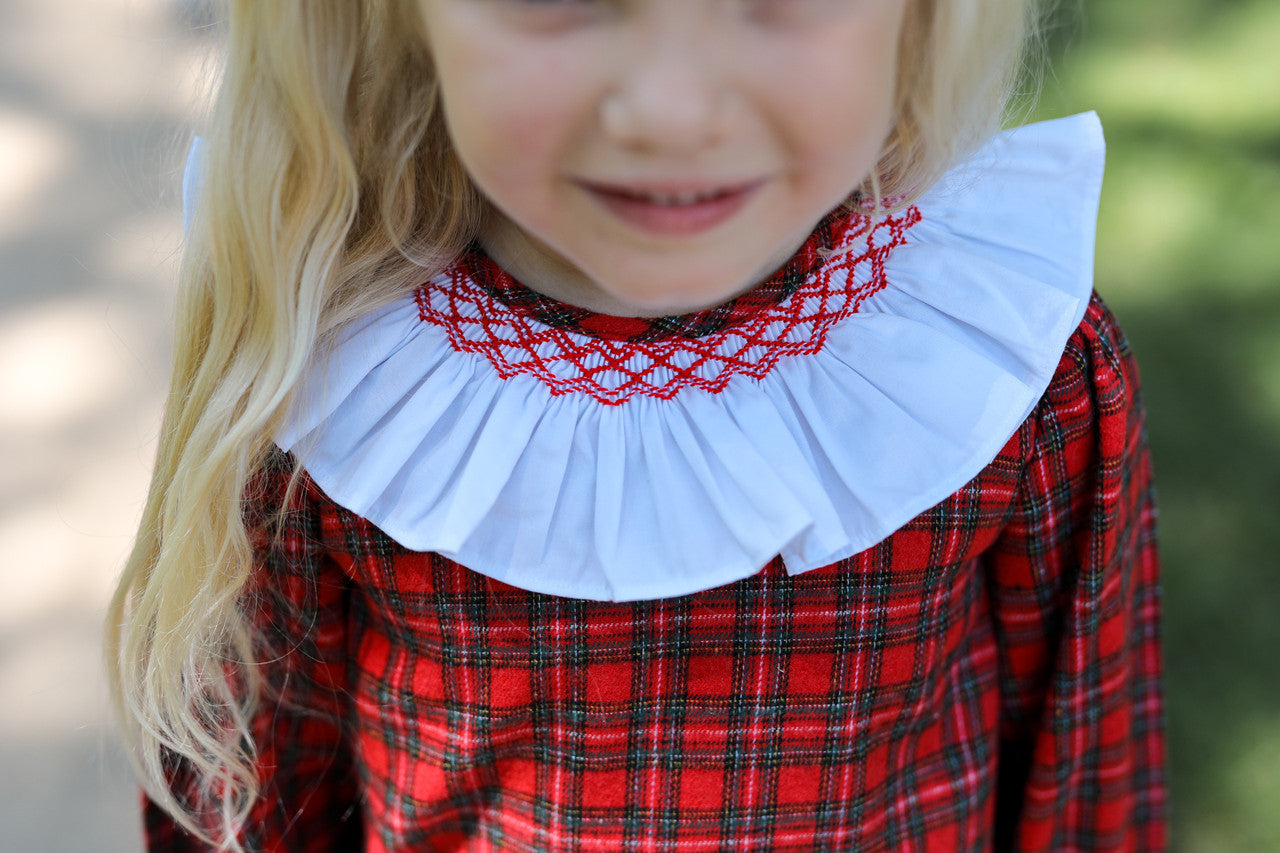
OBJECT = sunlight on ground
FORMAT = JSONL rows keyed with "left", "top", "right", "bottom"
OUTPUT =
{"left": 0, "top": 303, "right": 132, "bottom": 432}
{"left": 0, "top": 109, "right": 76, "bottom": 230}
{"left": 0, "top": 0, "right": 208, "bottom": 848}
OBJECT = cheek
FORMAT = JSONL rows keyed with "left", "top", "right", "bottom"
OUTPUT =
{"left": 434, "top": 59, "right": 587, "bottom": 212}
{"left": 437, "top": 88, "right": 543, "bottom": 212}
{"left": 756, "top": 35, "right": 900, "bottom": 180}
{"left": 781, "top": 84, "right": 897, "bottom": 200}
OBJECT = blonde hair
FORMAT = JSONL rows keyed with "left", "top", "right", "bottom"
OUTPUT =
{"left": 881, "top": 0, "right": 1036, "bottom": 203}
{"left": 107, "top": 0, "right": 1037, "bottom": 845}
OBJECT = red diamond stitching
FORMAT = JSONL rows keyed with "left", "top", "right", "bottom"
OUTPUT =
{"left": 417, "top": 207, "right": 921, "bottom": 406}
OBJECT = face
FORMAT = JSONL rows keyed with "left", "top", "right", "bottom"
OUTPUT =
{"left": 418, "top": 0, "right": 906, "bottom": 316}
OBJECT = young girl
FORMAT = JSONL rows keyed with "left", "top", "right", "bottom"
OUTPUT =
{"left": 109, "top": 1, "right": 1167, "bottom": 850}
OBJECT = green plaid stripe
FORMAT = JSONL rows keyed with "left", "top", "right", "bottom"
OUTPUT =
{"left": 146, "top": 294, "right": 1166, "bottom": 851}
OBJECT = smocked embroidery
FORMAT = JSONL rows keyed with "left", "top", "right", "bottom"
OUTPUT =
{"left": 416, "top": 206, "right": 921, "bottom": 405}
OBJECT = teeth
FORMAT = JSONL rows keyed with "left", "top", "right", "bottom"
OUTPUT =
{"left": 640, "top": 189, "right": 722, "bottom": 205}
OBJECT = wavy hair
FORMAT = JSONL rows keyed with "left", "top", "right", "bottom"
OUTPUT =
{"left": 106, "top": 0, "right": 1037, "bottom": 845}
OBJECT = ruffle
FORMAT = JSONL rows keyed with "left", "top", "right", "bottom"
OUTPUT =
{"left": 276, "top": 113, "right": 1105, "bottom": 601}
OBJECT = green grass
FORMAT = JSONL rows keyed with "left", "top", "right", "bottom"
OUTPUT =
{"left": 1034, "top": 1, "right": 1280, "bottom": 849}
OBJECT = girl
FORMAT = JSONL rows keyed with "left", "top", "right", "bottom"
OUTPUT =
{"left": 109, "top": 0, "right": 1167, "bottom": 850}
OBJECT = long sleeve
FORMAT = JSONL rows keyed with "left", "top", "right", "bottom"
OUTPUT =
{"left": 144, "top": 450, "right": 363, "bottom": 852}
{"left": 984, "top": 295, "right": 1167, "bottom": 851}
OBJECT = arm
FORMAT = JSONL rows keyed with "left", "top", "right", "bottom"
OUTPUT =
{"left": 985, "top": 296, "right": 1167, "bottom": 851}
{"left": 143, "top": 450, "right": 363, "bottom": 852}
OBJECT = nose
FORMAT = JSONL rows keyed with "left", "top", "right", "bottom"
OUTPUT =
{"left": 600, "top": 30, "right": 732, "bottom": 153}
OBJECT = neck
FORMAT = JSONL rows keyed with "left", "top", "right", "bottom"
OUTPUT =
{"left": 477, "top": 211, "right": 809, "bottom": 318}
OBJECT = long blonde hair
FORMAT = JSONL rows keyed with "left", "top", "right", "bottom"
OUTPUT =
{"left": 107, "top": 0, "right": 1036, "bottom": 845}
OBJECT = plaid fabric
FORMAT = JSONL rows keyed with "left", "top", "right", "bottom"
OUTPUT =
{"left": 144, "top": 294, "right": 1166, "bottom": 851}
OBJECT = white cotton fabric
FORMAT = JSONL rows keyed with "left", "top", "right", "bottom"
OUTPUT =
{"left": 275, "top": 113, "right": 1106, "bottom": 602}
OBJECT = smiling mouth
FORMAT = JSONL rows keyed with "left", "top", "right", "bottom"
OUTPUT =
{"left": 577, "top": 180, "right": 763, "bottom": 237}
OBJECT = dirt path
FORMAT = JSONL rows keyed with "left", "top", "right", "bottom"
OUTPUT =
{"left": 0, "top": 1, "right": 213, "bottom": 848}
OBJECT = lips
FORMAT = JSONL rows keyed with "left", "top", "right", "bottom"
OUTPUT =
{"left": 577, "top": 179, "right": 763, "bottom": 238}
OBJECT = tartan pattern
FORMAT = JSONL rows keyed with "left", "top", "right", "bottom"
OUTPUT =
{"left": 145, "top": 294, "right": 1166, "bottom": 851}
{"left": 415, "top": 206, "right": 920, "bottom": 405}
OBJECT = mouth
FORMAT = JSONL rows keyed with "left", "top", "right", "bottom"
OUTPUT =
{"left": 576, "top": 179, "right": 764, "bottom": 238}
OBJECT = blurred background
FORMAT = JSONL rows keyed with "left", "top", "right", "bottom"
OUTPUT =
{"left": 1034, "top": 1, "right": 1280, "bottom": 849}
{"left": 0, "top": 0, "right": 1276, "bottom": 850}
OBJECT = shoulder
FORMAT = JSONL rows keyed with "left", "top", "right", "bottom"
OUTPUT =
{"left": 242, "top": 447, "right": 329, "bottom": 543}
{"left": 244, "top": 446, "right": 298, "bottom": 514}
{"left": 245, "top": 445, "right": 387, "bottom": 559}
{"left": 1029, "top": 292, "right": 1149, "bottom": 469}
{"left": 1049, "top": 292, "right": 1144, "bottom": 410}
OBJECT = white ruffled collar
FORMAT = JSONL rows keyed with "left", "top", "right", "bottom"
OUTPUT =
{"left": 278, "top": 113, "right": 1105, "bottom": 601}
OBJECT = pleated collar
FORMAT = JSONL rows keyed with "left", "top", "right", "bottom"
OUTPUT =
{"left": 278, "top": 113, "right": 1106, "bottom": 601}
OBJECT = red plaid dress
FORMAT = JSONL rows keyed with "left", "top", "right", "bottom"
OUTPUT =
{"left": 144, "top": 293, "right": 1166, "bottom": 851}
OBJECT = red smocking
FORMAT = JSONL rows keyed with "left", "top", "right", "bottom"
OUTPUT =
{"left": 415, "top": 207, "right": 921, "bottom": 405}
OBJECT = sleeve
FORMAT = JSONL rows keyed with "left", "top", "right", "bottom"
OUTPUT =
{"left": 143, "top": 449, "right": 364, "bottom": 852}
{"left": 984, "top": 295, "right": 1167, "bottom": 851}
